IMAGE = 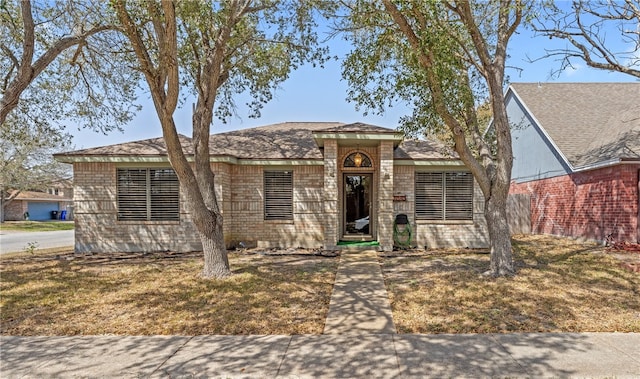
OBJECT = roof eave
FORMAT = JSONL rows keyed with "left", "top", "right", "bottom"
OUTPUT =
{"left": 393, "top": 158, "right": 465, "bottom": 166}
{"left": 53, "top": 154, "right": 326, "bottom": 166}
{"left": 312, "top": 132, "right": 404, "bottom": 147}
{"left": 573, "top": 158, "right": 640, "bottom": 173}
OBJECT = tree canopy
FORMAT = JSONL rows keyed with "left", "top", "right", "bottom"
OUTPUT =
{"left": 112, "top": 0, "right": 332, "bottom": 278}
{"left": 533, "top": 0, "right": 640, "bottom": 79}
{"left": 341, "top": 0, "right": 527, "bottom": 276}
{"left": 0, "top": 0, "right": 140, "bottom": 133}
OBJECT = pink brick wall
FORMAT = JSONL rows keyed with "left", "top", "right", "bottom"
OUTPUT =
{"left": 4, "top": 200, "right": 26, "bottom": 221}
{"left": 510, "top": 165, "right": 640, "bottom": 243}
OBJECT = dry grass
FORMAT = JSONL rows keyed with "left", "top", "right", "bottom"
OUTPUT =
{"left": 1, "top": 250, "right": 338, "bottom": 336}
{"left": 382, "top": 234, "right": 640, "bottom": 334}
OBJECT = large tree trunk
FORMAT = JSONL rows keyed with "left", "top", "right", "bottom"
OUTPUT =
{"left": 176, "top": 168, "right": 232, "bottom": 278}
{"left": 199, "top": 210, "right": 230, "bottom": 278}
{"left": 113, "top": 0, "right": 232, "bottom": 279}
{"left": 485, "top": 191, "right": 515, "bottom": 276}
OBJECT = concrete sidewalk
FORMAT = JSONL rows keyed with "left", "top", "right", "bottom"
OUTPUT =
{"left": 2, "top": 333, "right": 639, "bottom": 378}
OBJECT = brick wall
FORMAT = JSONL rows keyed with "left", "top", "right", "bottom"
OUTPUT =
{"left": 323, "top": 140, "right": 340, "bottom": 249}
{"left": 228, "top": 164, "right": 324, "bottom": 249}
{"left": 72, "top": 157, "right": 498, "bottom": 253}
{"left": 72, "top": 162, "right": 201, "bottom": 253}
{"left": 4, "top": 200, "right": 26, "bottom": 221}
{"left": 377, "top": 141, "right": 394, "bottom": 251}
{"left": 393, "top": 165, "right": 489, "bottom": 249}
{"left": 510, "top": 164, "right": 640, "bottom": 243}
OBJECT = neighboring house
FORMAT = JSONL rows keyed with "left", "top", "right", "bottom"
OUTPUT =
{"left": 46, "top": 179, "right": 74, "bottom": 199}
{"left": 54, "top": 122, "right": 489, "bottom": 253}
{"left": 3, "top": 190, "right": 73, "bottom": 221}
{"left": 507, "top": 82, "right": 640, "bottom": 244}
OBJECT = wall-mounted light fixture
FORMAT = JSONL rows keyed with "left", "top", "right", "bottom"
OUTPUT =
{"left": 353, "top": 152, "right": 363, "bottom": 168}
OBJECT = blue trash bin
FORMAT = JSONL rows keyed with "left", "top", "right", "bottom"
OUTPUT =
{"left": 60, "top": 210, "right": 67, "bottom": 220}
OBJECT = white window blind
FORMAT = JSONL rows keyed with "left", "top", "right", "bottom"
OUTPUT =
{"left": 415, "top": 172, "right": 473, "bottom": 221}
{"left": 264, "top": 171, "right": 293, "bottom": 220}
{"left": 117, "top": 168, "right": 179, "bottom": 221}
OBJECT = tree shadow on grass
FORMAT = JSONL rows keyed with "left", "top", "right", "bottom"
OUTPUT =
{"left": 381, "top": 235, "right": 640, "bottom": 334}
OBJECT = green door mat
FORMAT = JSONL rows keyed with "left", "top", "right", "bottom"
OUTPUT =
{"left": 336, "top": 240, "right": 380, "bottom": 247}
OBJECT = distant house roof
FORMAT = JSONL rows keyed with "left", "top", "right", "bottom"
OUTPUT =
{"left": 6, "top": 190, "right": 72, "bottom": 201}
{"left": 509, "top": 82, "right": 640, "bottom": 169}
{"left": 55, "top": 122, "right": 455, "bottom": 163}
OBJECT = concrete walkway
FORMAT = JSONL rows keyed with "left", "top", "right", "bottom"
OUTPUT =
{"left": 323, "top": 249, "right": 396, "bottom": 334}
{"left": 1, "top": 249, "right": 639, "bottom": 378}
{"left": 2, "top": 333, "right": 639, "bottom": 378}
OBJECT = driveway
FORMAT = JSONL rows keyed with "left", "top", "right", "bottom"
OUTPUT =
{"left": 0, "top": 230, "right": 74, "bottom": 254}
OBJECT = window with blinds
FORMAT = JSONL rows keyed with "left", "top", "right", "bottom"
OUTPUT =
{"left": 264, "top": 171, "right": 293, "bottom": 220}
{"left": 117, "top": 168, "right": 180, "bottom": 221}
{"left": 415, "top": 171, "right": 473, "bottom": 221}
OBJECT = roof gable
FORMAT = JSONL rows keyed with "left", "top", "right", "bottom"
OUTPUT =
{"left": 509, "top": 82, "right": 640, "bottom": 169}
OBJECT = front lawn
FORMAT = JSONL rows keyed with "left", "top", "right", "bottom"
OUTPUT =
{"left": 0, "top": 251, "right": 338, "bottom": 335}
{"left": 382, "top": 234, "right": 640, "bottom": 333}
{"left": 0, "top": 221, "right": 75, "bottom": 232}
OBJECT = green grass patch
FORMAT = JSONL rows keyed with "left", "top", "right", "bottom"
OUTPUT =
{"left": 0, "top": 221, "right": 75, "bottom": 232}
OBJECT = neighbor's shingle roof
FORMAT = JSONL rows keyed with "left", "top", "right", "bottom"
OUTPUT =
{"left": 510, "top": 82, "right": 640, "bottom": 168}
{"left": 55, "top": 122, "right": 453, "bottom": 161}
{"left": 7, "top": 190, "right": 72, "bottom": 201}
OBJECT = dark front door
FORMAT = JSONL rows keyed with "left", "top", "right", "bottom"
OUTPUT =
{"left": 344, "top": 174, "right": 372, "bottom": 237}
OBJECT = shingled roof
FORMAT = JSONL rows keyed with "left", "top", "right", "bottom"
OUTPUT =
{"left": 55, "top": 122, "right": 453, "bottom": 162}
{"left": 6, "top": 190, "right": 72, "bottom": 201}
{"left": 209, "top": 122, "right": 343, "bottom": 160}
{"left": 510, "top": 82, "right": 640, "bottom": 169}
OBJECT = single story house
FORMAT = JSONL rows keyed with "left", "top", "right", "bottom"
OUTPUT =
{"left": 507, "top": 82, "right": 640, "bottom": 244}
{"left": 54, "top": 122, "right": 490, "bottom": 253}
{"left": 3, "top": 190, "right": 73, "bottom": 221}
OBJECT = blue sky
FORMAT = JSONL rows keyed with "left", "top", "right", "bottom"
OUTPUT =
{"left": 70, "top": 19, "right": 638, "bottom": 150}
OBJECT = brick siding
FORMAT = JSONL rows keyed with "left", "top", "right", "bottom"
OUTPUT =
{"left": 228, "top": 164, "right": 324, "bottom": 249}
{"left": 72, "top": 162, "right": 201, "bottom": 253}
{"left": 510, "top": 164, "right": 640, "bottom": 243}
{"left": 393, "top": 165, "right": 489, "bottom": 249}
{"left": 71, "top": 155, "right": 492, "bottom": 253}
{"left": 4, "top": 200, "right": 26, "bottom": 221}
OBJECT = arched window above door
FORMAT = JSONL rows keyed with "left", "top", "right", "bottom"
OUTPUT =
{"left": 344, "top": 151, "right": 372, "bottom": 168}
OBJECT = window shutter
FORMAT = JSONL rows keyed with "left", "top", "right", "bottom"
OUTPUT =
{"left": 150, "top": 169, "right": 180, "bottom": 221}
{"left": 445, "top": 172, "right": 473, "bottom": 220}
{"left": 117, "top": 169, "right": 148, "bottom": 220}
{"left": 117, "top": 168, "right": 180, "bottom": 221}
{"left": 264, "top": 171, "right": 293, "bottom": 220}
{"left": 415, "top": 172, "right": 443, "bottom": 220}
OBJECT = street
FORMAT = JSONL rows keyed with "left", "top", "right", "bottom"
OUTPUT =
{"left": 0, "top": 230, "right": 74, "bottom": 254}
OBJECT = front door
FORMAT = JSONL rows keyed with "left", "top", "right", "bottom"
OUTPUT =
{"left": 343, "top": 174, "right": 373, "bottom": 239}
